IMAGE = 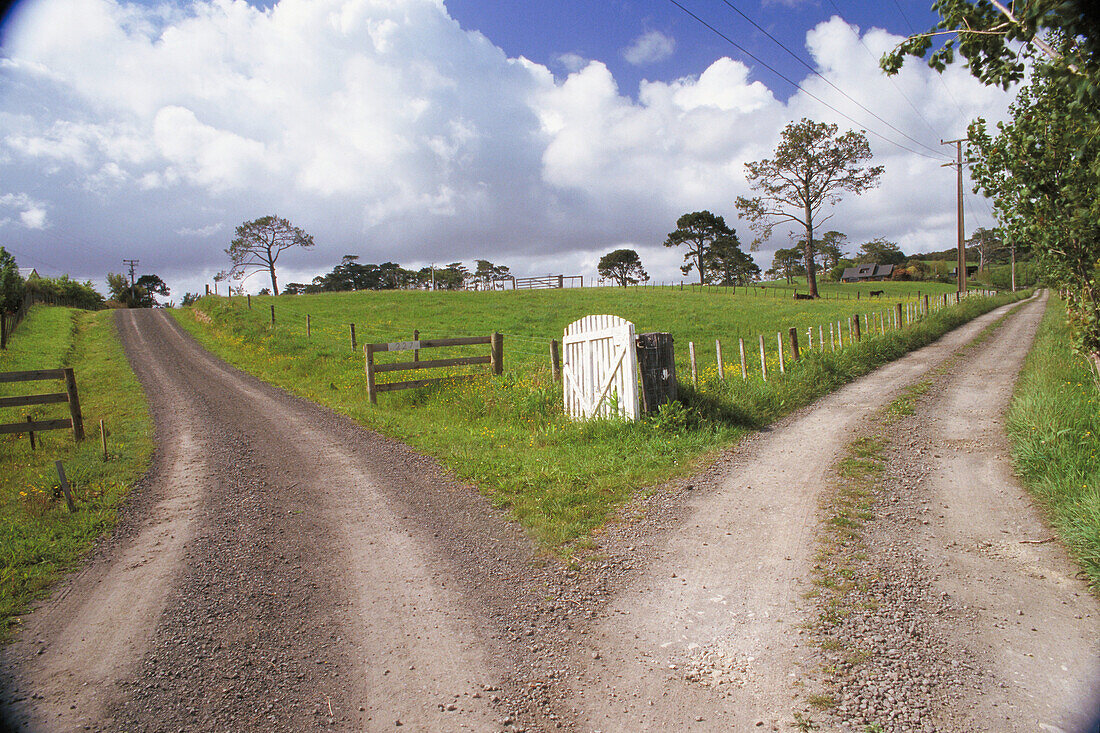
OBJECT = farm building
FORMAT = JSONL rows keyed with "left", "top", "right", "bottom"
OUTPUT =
{"left": 17, "top": 267, "right": 39, "bottom": 280}
{"left": 840, "top": 264, "right": 894, "bottom": 282}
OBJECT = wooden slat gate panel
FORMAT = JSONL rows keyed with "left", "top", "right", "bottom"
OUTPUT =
{"left": 562, "top": 315, "right": 639, "bottom": 421}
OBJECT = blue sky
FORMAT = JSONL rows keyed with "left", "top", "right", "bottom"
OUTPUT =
{"left": 0, "top": 0, "right": 1010, "bottom": 297}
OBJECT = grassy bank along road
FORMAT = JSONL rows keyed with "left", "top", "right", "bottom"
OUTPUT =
{"left": 178, "top": 284, "right": 1026, "bottom": 552}
{"left": 0, "top": 306, "right": 152, "bottom": 637}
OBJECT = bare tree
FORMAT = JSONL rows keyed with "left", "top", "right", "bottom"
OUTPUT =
{"left": 226, "top": 215, "right": 315, "bottom": 296}
{"left": 736, "top": 119, "right": 883, "bottom": 298}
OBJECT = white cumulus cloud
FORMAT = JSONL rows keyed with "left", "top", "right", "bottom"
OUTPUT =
{"left": 0, "top": 0, "right": 1013, "bottom": 296}
{"left": 623, "top": 30, "right": 675, "bottom": 66}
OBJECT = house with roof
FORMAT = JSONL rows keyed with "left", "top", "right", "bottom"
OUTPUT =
{"left": 17, "top": 267, "right": 39, "bottom": 280}
{"left": 840, "top": 263, "right": 894, "bottom": 282}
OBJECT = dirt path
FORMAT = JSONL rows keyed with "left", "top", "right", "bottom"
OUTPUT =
{"left": 2, "top": 294, "right": 1096, "bottom": 732}
{"left": 1, "top": 310, "right": 564, "bottom": 732}
{"left": 560, "top": 291, "right": 1098, "bottom": 732}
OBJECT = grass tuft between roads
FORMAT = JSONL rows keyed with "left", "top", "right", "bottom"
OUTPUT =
{"left": 1007, "top": 296, "right": 1100, "bottom": 592}
{"left": 178, "top": 287, "right": 1024, "bottom": 552}
{"left": 0, "top": 306, "right": 152, "bottom": 636}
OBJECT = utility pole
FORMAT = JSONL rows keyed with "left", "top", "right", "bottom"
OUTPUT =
{"left": 122, "top": 258, "right": 139, "bottom": 304}
{"left": 941, "top": 139, "right": 966, "bottom": 293}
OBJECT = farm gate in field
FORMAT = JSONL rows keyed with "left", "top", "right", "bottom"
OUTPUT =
{"left": 562, "top": 315, "right": 639, "bottom": 421}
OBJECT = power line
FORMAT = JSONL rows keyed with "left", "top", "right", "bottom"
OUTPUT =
{"left": 666, "top": 0, "right": 949, "bottom": 161}
{"left": 717, "top": 0, "right": 943, "bottom": 157}
{"left": 823, "top": 0, "right": 945, "bottom": 143}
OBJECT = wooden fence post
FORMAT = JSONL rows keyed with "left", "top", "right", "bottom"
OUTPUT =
{"left": 63, "top": 368, "right": 85, "bottom": 441}
{"left": 490, "top": 332, "right": 503, "bottom": 375}
{"left": 100, "top": 418, "right": 108, "bottom": 460}
{"left": 896, "top": 303, "right": 903, "bottom": 330}
{"left": 837, "top": 320, "right": 844, "bottom": 349}
{"left": 788, "top": 327, "right": 800, "bottom": 361}
{"left": 350, "top": 324, "right": 356, "bottom": 351}
{"left": 689, "top": 341, "right": 698, "bottom": 386}
{"left": 55, "top": 461, "right": 76, "bottom": 513}
{"left": 365, "top": 344, "right": 377, "bottom": 404}
{"left": 807, "top": 327, "right": 813, "bottom": 351}
{"left": 306, "top": 314, "right": 311, "bottom": 338}
{"left": 853, "top": 314, "right": 862, "bottom": 342}
{"left": 205, "top": 284, "right": 210, "bottom": 295}
{"left": 247, "top": 294, "right": 252, "bottom": 310}
{"left": 715, "top": 339, "right": 724, "bottom": 380}
{"left": 759, "top": 334, "right": 768, "bottom": 381}
{"left": 830, "top": 322, "right": 835, "bottom": 351}
{"left": 26, "top": 415, "right": 35, "bottom": 450}
{"left": 955, "top": 291, "right": 960, "bottom": 304}
{"left": 413, "top": 329, "right": 420, "bottom": 363}
{"left": 550, "top": 339, "right": 561, "bottom": 381}
{"left": 923, "top": 295, "right": 930, "bottom": 315}
{"left": 777, "top": 332, "right": 785, "bottom": 373}
{"left": 270, "top": 304, "right": 275, "bottom": 326}
{"left": 739, "top": 338, "right": 747, "bottom": 379}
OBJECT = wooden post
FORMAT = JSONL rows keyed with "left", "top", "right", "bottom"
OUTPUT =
{"left": 955, "top": 291, "right": 960, "bottom": 304}
{"left": 759, "top": 334, "right": 767, "bottom": 381}
{"left": 63, "top": 367, "right": 85, "bottom": 441}
{"left": 715, "top": 339, "right": 724, "bottom": 380}
{"left": 550, "top": 339, "right": 561, "bottom": 381}
{"left": 830, "top": 322, "right": 835, "bottom": 351}
{"left": 923, "top": 295, "right": 930, "bottom": 315}
{"left": 306, "top": 314, "right": 311, "bottom": 338}
{"left": 205, "top": 284, "right": 210, "bottom": 295}
{"left": 777, "top": 332, "right": 785, "bottom": 373}
{"left": 853, "top": 314, "right": 862, "bottom": 342}
{"left": 100, "top": 418, "right": 108, "bottom": 461}
{"left": 413, "top": 329, "right": 420, "bottom": 363}
{"left": 788, "top": 327, "right": 800, "bottom": 361}
{"left": 739, "top": 338, "right": 747, "bottom": 379}
{"left": 350, "top": 324, "right": 357, "bottom": 351}
{"left": 689, "top": 341, "right": 697, "bottom": 387}
{"left": 55, "top": 461, "right": 75, "bottom": 513}
{"left": 490, "top": 332, "right": 503, "bottom": 375}
{"left": 818, "top": 325, "right": 823, "bottom": 350}
{"left": 942, "top": 293, "right": 948, "bottom": 308}
{"left": 364, "top": 344, "right": 377, "bottom": 404}
{"left": 807, "top": 327, "right": 813, "bottom": 351}
{"left": 838, "top": 320, "right": 844, "bottom": 349}
{"left": 247, "top": 293, "right": 252, "bottom": 310}
{"left": 270, "top": 304, "right": 275, "bottom": 326}
{"left": 26, "top": 415, "right": 35, "bottom": 450}
{"left": 896, "top": 303, "right": 903, "bottom": 330}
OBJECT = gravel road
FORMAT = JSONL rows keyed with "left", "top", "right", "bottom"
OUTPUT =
{"left": 2, "top": 294, "right": 1096, "bottom": 732}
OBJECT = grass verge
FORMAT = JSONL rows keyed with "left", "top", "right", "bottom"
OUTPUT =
{"left": 0, "top": 306, "right": 153, "bottom": 636}
{"left": 177, "top": 288, "right": 1026, "bottom": 551}
{"left": 1006, "top": 296, "right": 1100, "bottom": 591}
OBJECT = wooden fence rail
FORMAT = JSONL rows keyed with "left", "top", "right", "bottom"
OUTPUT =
{"left": 364, "top": 333, "right": 502, "bottom": 403}
{"left": 0, "top": 368, "right": 85, "bottom": 441}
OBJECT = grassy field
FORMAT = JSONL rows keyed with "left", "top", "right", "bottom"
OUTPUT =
{"left": 178, "top": 283, "right": 1022, "bottom": 551}
{"left": 1007, "top": 297, "right": 1100, "bottom": 591}
{"left": 0, "top": 306, "right": 152, "bottom": 635}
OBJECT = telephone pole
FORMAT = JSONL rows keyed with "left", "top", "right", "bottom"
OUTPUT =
{"left": 122, "top": 258, "right": 139, "bottom": 303}
{"left": 941, "top": 139, "right": 966, "bottom": 293}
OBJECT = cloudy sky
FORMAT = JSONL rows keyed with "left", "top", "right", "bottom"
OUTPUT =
{"left": 0, "top": 0, "right": 1013, "bottom": 298}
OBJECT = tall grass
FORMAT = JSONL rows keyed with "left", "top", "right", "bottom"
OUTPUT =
{"left": 178, "top": 286, "right": 1024, "bottom": 550}
{"left": 0, "top": 307, "right": 153, "bottom": 634}
{"left": 1007, "top": 297, "right": 1100, "bottom": 591}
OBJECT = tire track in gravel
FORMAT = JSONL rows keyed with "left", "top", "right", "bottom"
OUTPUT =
{"left": 0, "top": 309, "right": 566, "bottom": 732}
{"left": 559, "top": 293, "right": 1052, "bottom": 732}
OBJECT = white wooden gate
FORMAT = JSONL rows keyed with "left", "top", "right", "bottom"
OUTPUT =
{"left": 562, "top": 315, "right": 640, "bottom": 421}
